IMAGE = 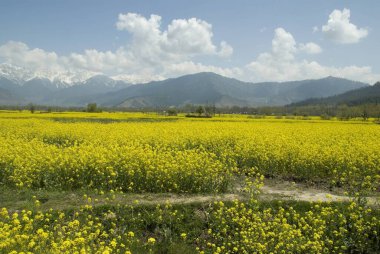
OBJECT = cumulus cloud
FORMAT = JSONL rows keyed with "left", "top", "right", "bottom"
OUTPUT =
{"left": 0, "top": 41, "right": 103, "bottom": 83}
{"left": 322, "top": 8, "right": 368, "bottom": 44}
{"left": 245, "top": 28, "right": 378, "bottom": 84}
{"left": 164, "top": 17, "right": 216, "bottom": 55}
{"left": 163, "top": 61, "right": 242, "bottom": 79}
{"left": 116, "top": 13, "right": 231, "bottom": 62}
{"left": 112, "top": 73, "right": 166, "bottom": 84}
{"left": 271, "top": 28, "right": 297, "bottom": 61}
{"left": 0, "top": 13, "right": 378, "bottom": 84}
{"left": 299, "top": 42, "right": 322, "bottom": 54}
{"left": 0, "top": 41, "right": 61, "bottom": 71}
{"left": 0, "top": 41, "right": 130, "bottom": 78}
{"left": 0, "top": 13, "right": 234, "bottom": 83}
{"left": 218, "top": 41, "right": 233, "bottom": 58}
{"left": 67, "top": 48, "right": 132, "bottom": 73}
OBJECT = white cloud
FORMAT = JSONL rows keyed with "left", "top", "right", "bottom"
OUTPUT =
{"left": 67, "top": 48, "right": 132, "bottom": 72}
{"left": 245, "top": 28, "right": 378, "bottom": 84}
{"left": 0, "top": 13, "right": 234, "bottom": 83}
{"left": 312, "top": 26, "right": 319, "bottom": 33}
{"left": 163, "top": 61, "right": 242, "bottom": 79}
{"left": 0, "top": 13, "right": 379, "bottom": 85}
{"left": 270, "top": 29, "right": 321, "bottom": 57}
{"left": 116, "top": 13, "right": 231, "bottom": 62}
{"left": 0, "top": 41, "right": 125, "bottom": 82}
{"left": 299, "top": 42, "right": 322, "bottom": 54}
{"left": 0, "top": 41, "right": 61, "bottom": 71}
{"left": 271, "top": 28, "right": 297, "bottom": 61}
{"left": 112, "top": 73, "right": 166, "bottom": 84}
{"left": 164, "top": 17, "right": 216, "bottom": 55}
{"left": 322, "top": 8, "right": 368, "bottom": 44}
{"left": 218, "top": 41, "right": 233, "bottom": 58}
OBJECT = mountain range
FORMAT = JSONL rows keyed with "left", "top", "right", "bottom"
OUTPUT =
{"left": 0, "top": 64, "right": 371, "bottom": 108}
{"left": 292, "top": 81, "right": 380, "bottom": 106}
{"left": 96, "top": 73, "right": 369, "bottom": 108}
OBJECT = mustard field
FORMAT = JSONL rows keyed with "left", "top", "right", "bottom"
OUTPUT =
{"left": 0, "top": 111, "right": 379, "bottom": 253}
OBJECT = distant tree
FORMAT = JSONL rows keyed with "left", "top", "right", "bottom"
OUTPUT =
{"left": 87, "top": 103, "right": 98, "bottom": 113}
{"left": 167, "top": 108, "right": 177, "bottom": 116}
{"left": 195, "top": 106, "right": 205, "bottom": 116}
{"left": 320, "top": 113, "right": 331, "bottom": 120}
{"left": 29, "top": 103, "right": 35, "bottom": 114}
{"left": 205, "top": 104, "right": 216, "bottom": 116}
{"left": 337, "top": 104, "right": 351, "bottom": 120}
{"left": 183, "top": 104, "right": 195, "bottom": 114}
{"left": 361, "top": 107, "right": 369, "bottom": 121}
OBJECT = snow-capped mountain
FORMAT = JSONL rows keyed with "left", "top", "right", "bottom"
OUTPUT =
{"left": 0, "top": 63, "right": 370, "bottom": 108}
{"left": 0, "top": 63, "right": 99, "bottom": 87}
{"left": 0, "top": 64, "right": 131, "bottom": 106}
{"left": 0, "top": 63, "right": 36, "bottom": 85}
{"left": 82, "top": 75, "right": 126, "bottom": 88}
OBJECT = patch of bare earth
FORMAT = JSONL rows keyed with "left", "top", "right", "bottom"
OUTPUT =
{"left": 259, "top": 181, "right": 379, "bottom": 205}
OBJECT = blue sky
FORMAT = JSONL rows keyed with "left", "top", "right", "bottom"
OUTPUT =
{"left": 0, "top": 0, "right": 379, "bottom": 83}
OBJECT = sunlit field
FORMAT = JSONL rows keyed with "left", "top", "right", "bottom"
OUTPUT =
{"left": 0, "top": 111, "right": 379, "bottom": 253}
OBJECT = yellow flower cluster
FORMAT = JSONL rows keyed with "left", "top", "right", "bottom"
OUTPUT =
{"left": 0, "top": 111, "right": 379, "bottom": 253}
{"left": 199, "top": 200, "right": 380, "bottom": 254}
{"left": 1, "top": 193, "right": 379, "bottom": 253}
{"left": 0, "top": 206, "right": 139, "bottom": 254}
{"left": 0, "top": 197, "right": 187, "bottom": 254}
{"left": 0, "top": 112, "right": 379, "bottom": 193}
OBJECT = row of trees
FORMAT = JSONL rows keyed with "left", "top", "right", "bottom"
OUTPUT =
{"left": 257, "top": 104, "right": 380, "bottom": 120}
{"left": 1, "top": 102, "right": 379, "bottom": 120}
{"left": 0, "top": 103, "right": 102, "bottom": 113}
{"left": 168, "top": 103, "right": 380, "bottom": 120}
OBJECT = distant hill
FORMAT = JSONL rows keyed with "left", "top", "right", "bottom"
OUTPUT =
{"left": 0, "top": 71, "right": 369, "bottom": 107}
{"left": 0, "top": 86, "right": 23, "bottom": 105}
{"left": 98, "top": 73, "right": 368, "bottom": 108}
{"left": 0, "top": 77, "right": 23, "bottom": 105}
{"left": 45, "top": 75, "right": 131, "bottom": 106}
{"left": 0, "top": 75, "right": 131, "bottom": 106}
{"left": 291, "top": 81, "right": 380, "bottom": 106}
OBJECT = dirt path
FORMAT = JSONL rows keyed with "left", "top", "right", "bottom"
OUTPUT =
{"left": 2, "top": 182, "right": 379, "bottom": 211}
{"left": 261, "top": 185, "right": 349, "bottom": 202}
{"left": 83, "top": 186, "right": 379, "bottom": 209}
{"left": 107, "top": 193, "right": 243, "bottom": 206}
{"left": 260, "top": 185, "right": 379, "bottom": 205}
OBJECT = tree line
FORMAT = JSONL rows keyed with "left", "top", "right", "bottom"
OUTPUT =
{"left": 0, "top": 102, "right": 379, "bottom": 120}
